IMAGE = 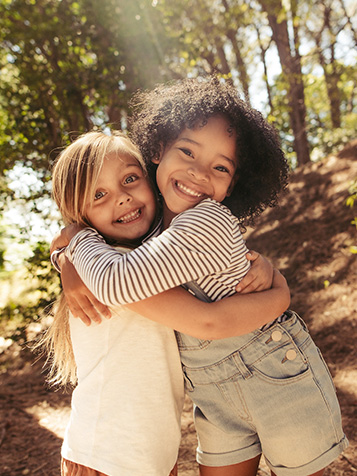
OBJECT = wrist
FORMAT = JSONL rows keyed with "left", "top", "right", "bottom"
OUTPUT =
{"left": 50, "top": 247, "right": 66, "bottom": 273}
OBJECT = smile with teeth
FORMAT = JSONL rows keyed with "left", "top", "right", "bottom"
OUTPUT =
{"left": 175, "top": 181, "right": 205, "bottom": 198}
{"left": 116, "top": 209, "right": 141, "bottom": 223}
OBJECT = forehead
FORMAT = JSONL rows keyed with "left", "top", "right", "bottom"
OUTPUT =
{"left": 104, "top": 150, "right": 141, "bottom": 167}
{"left": 177, "top": 115, "right": 237, "bottom": 161}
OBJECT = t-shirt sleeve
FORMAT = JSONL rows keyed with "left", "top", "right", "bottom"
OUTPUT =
{"left": 65, "top": 200, "right": 244, "bottom": 305}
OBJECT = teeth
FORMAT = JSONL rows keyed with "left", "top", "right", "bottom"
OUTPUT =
{"left": 176, "top": 182, "right": 204, "bottom": 197}
{"left": 117, "top": 209, "right": 141, "bottom": 223}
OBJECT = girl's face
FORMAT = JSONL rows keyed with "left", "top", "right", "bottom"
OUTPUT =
{"left": 85, "top": 152, "right": 157, "bottom": 244}
{"left": 153, "top": 115, "right": 238, "bottom": 226}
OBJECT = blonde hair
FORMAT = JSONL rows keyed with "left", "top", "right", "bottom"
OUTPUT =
{"left": 52, "top": 131, "right": 146, "bottom": 226}
{"left": 39, "top": 131, "right": 146, "bottom": 387}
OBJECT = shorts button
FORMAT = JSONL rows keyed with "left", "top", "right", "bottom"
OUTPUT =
{"left": 286, "top": 349, "right": 297, "bottom": 361}
{"left": 271, "top": 330, "right": 282, "bottom": 342}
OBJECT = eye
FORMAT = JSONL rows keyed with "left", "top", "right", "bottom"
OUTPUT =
{"left": 215, "top": 165, "right": 230, "bottom": 174}
{"left": 124, "top": 174, "right": 139, "bottom": 184}
{"left": 94, "top": 190, "right": 107, "bottom": 200}
{"left": 179, "top": 148, "right": 194, "bottom": 158}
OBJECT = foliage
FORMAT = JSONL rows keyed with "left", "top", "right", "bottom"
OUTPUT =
{"left": 0, "top": 0, "right": 356, "bottom": 329}
{"left": 0, "top": 0, "right": 178, "bottom": 177}
{"left": 0, "top": 240, "right": 60, "bottom": 341}
{"left": 346, "top": 178, "right": 357, "bottom": 254}
{"left": 1, "top": 0, "right": 356, "bottom": 173}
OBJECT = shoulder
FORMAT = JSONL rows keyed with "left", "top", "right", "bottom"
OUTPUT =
{"left": 172, "top": 198, "right": 236, "bottom": 227}
{"left": 170, "top": 199, "right": 238, "bottom": 243}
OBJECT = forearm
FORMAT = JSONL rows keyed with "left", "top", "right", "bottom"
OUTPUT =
{"left": 66, "top": 225, "right": 241, "bottom": 306}
{"left": 127, "top": 273, "right": 290, "bottom": 339}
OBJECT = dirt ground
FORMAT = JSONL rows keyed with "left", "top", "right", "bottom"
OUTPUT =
{"left": 0, "top": 142, "right": 356, "bottom": 475}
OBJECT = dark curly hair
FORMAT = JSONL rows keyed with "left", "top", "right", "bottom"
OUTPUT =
{"left": 129, "top": 76, "right": 289, "bottom": 224}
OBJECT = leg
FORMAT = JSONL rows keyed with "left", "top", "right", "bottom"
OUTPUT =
{"left": 271, "top": 470, "right": 325, "bottom": 476}
{"left": 199, "top": 454, "right": 261, "bottom": 476}
{"left": 61, "top": 458, "right": 109, "bottom": 476}
{"left": 169, "top": 461, "right": 178, "bottom": 476}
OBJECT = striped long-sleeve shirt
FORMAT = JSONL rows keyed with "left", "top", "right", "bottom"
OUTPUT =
{"left": 65, "top": 198, "right": 251, "bottom": 306}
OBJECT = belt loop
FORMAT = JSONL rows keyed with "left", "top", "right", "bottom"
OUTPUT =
{"left": 295, "top": 312, "right": 309, "bottom": 333}
{"left": 233, "top": 351, "right": 252, "bottom": 380}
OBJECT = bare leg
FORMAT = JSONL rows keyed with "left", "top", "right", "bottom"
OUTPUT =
{"left": 169, "top": 461, "right": 178, "bottom": 476}
{"left": 199, "top": 454, "right": 261, "bottom": 476}
{"left": 271, "top": 469, "right": 325, "bottom": 476}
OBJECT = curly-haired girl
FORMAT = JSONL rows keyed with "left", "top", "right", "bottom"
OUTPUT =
{"left": 130, "top": 76, "right": 288, "bottom": 226}
{"left": 55, "top": 78, "right": 347, "bottom": 476}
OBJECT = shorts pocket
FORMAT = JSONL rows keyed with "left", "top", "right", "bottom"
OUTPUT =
{"left": 250, "top": 342, "right": 310, "bottom": 384}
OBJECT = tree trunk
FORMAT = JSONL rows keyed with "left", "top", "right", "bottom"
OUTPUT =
{"left": 220, "top": 0, "right": 251, "bottom": 104}
{"left": 311, "top": 4, "right": 342, "bottom": 129}
{"left": 323, "top": 6, "right": 342, "bottom": 128}
{"left": 259, "top": 0, "right": 310, "bottom": 165}
{"left": 225, "top": 29, "right": 251, "bottom": 104}
{"left": 255, "top": 25, "right": 274, "bottom": 114}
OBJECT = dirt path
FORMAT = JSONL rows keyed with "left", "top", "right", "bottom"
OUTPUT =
{"left": 1, "top": 145, "right": 356, "bottom": 475}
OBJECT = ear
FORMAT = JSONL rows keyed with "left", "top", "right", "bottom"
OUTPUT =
{"left": 151, "top": 143, "right": 164, "bottom": 165}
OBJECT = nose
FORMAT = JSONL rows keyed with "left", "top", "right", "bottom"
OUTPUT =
{"left": 187, "top": 163, "right": 209, "bottom": 182}
{"left": 115, "top": 193, "right": 132, "bottom": 206}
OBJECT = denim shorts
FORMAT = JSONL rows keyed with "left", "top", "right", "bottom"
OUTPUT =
{"left": 176, "top": 310, "right": 348, "bottom": 475}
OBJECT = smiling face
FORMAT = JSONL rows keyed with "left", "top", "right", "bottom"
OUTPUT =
{"left": 85, "top": 152, "right": 157, "bottom": 245}
{"left": 153, "top": 115, "right": 238, "bottom": 227}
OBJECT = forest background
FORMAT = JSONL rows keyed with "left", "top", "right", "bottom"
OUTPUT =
{"left": 0, "top": 0, "right": 356, "bottom": 333}
{"left": 0, "top": 0, "right": 356, "bottom": 474}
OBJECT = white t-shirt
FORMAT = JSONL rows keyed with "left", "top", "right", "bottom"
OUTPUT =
{"left": 62, "top": 248, "right": 184, "bottom": 476}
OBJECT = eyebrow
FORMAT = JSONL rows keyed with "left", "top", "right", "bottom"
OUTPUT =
{"left": 177, "top": 138, "right": 237, "bottom": 168}
{"left": 119, "top": 161, "right": 143, "bottom": 171}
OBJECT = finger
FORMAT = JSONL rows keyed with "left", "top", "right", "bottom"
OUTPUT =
{"left": 89, "top": 298, "right": 112, "bottom": 319}
{"left": 66, "top": 300, "right": 92, "bottom": 326}
{"left": 67, "top": 293, "right": 103, "bottom": 325}
{"left": 79, "top": 298, "right": 103, "bottom": 324}
{"left": 246, "top": 250, "right": 260, "bottom": 262}
{"left": 238, "top": 282, "right": 261, "bottom": 294}
{"left": 75, "top": 313, "right": 92, "bottom": 327}
{"left": 76, "top": 291, "right": 111, "bottom": 320}
{"left": 236, "top": 274, "right": 256, "bottom": 293}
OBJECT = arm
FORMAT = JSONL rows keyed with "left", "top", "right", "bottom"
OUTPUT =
{"left": 60, "top": 258, "right": 290, "bottom": 337}
{"left": 65, "top": 201, "right": 250, "bottom": 306}
{"left": 56, "top": 235, "right": 280, "bottom": 332}
{"left": 52, "top": 227, "right": 275, "bottom": 325}
{"left": 59, "top": 254, "right": 111, "bottom": 326}
{"left": 52, "top": 222, "right": 288, "bottom": 336}
{"left": 51, "top": 227, "right": 111, "bottom": 325}
{"left": 127, "top": 269, "right": 290, "bottom": 339}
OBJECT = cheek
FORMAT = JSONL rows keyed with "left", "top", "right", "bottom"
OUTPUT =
{"left": 156, "top": 158, "right": 172, "bottom": 183}
{"left": 86, "top": 205, "right": 105, "bottom": 225}
{"left": 141, "top": 184, "right": 157, "bottom": 206}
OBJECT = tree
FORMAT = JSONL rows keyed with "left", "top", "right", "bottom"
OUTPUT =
{"left": 258, "top": 0, "right": 311, "bottom": 165}
{"left": 302, "top": 0, "right": 353, "bottom": 129}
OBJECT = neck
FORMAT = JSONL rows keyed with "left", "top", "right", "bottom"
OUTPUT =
{"left": 162, "top": 203, "right": 177, "bottom": 230}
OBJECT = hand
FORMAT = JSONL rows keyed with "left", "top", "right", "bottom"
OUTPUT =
{"left": 50, "top": 224, "right": 86, "bottom": 254}
{"left": 236, "top": 250, "right": 274, "bottom": 293}
{"left": 60, "top": 254, "right": 112, "bottom": 326}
